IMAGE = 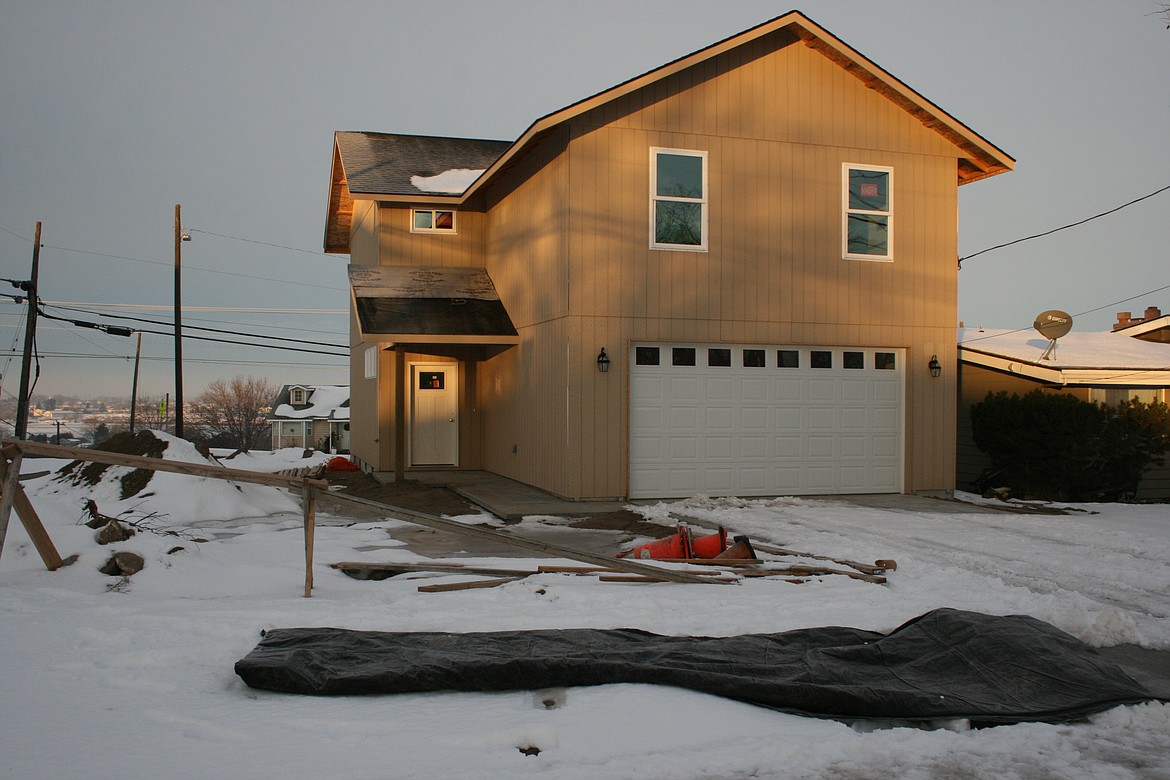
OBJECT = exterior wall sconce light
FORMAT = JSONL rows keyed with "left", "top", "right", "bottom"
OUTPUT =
{"left": 928, "top": 354, "right": 942, "bottom": 378}
{"left": 597, "top": 347, "right": 611, "bottom": 373}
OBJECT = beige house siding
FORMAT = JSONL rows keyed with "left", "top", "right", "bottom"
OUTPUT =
{"left": 463, "top": 32, "right": 966, "bottom": 498}
{"left": 346, "top": 201, "right": 381, "bottom": 471}
{"left": 337, "top": 19, "right": 1012, "bottom": 499}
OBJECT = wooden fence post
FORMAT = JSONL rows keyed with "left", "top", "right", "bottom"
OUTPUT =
{"left": 0, "top": 450, "right": 64, "bottom": 570}
{"left": 303, "top": 483, "right": 316, "bottom": 597}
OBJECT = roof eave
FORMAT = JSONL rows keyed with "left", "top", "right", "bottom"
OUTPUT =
{"left": 462, "top": 11, "right": 1013, "bottom": 199}
{"left": 960, "top": 347, "right": 1170, "bottom": 387}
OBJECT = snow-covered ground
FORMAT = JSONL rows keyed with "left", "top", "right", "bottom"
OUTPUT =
{"left": 1, "top": 435, "right": 1167, "bottom": 779}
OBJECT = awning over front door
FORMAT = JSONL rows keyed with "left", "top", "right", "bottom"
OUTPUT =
{"left": 348, "top": 265, "right": 519, "bottom": 345}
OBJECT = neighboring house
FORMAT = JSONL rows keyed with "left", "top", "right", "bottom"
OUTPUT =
{"left": 324, "top": 11, "right": 1014, "bottom": 500}
{"left": 269, "top": 385, "right": 350, "bottom": 453}
{"left": 1113, "top": 306, "right": 1169, "bottom": 344}
{"left": 957, "top": 325, "right": 1170, "bottom": 500}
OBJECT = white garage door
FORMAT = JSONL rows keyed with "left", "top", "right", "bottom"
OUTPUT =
{"left": 630, "top": 343, "right": 904, "bottom": 498}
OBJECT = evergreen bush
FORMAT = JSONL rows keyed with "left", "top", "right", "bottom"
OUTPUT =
{"left": 970, "top": 390, "right": 1170, "bottom": 502}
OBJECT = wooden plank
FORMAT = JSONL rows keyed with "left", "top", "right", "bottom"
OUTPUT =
{"left": 750, "top": 541, "right": 895, "bottom": 575}
{"left": 417, "top": 577, "right": 521, "bottom": 594}
{"left": 598, "top": 574, "right": 737, "bottom": 584}
{"left": 0, "top": 451, "right": 24, "bottom": 563}
{"left": 5, "top": 439, "right": 329, "bottom": 492}
{"left": 0, "top": 454, "right": 63, "bottom": 571}
{"left": 332, "top": 561, "right": 537, "bottom": 578}
{"left": 323, "top": 492, "right": 716, "bottom": 584}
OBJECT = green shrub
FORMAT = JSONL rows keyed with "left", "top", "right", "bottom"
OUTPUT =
{"left": 970, "top": 391, "right": 1170, "bottom": 502}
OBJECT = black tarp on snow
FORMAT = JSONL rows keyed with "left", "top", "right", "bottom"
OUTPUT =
{"left": 234, "top": 608, "right": 1161, "bottom": 724}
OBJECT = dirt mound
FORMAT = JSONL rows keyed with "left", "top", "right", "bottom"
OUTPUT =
{"left": 55, "top": 430, "right": 172, "bottom": 500}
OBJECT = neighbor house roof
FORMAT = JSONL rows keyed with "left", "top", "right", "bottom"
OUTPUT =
{"left": 325, "top": 10, "right": 1015, "bottom": 253}
{"left": 269, "top": 385, "right": 350, "bottom": 421}
{"left": 958, "top": 329, "right": 1170, "bottom": 387}
{"left": 1113, "top": 313, "right": 1170, "bottom": 342}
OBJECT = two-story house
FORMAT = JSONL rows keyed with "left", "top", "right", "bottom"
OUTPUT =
{"left": 324, "top": 11, "right": 1014, "bottom": 500}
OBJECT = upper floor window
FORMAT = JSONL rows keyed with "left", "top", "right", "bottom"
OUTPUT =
{"left": 411, "top": 209, "right": 456, "bottom": 234}
{"left": 843, "top": 164, "right": 892, "bottom": 261}
{"left": 651, "top": 148, "right": 707, "bottom": 251}
{"left": 290, "top": 387, "right": 307, "bottom": 405}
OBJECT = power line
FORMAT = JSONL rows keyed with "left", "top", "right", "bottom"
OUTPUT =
{"left": 187, "top": 227, "right": 335, "bottom": 256}
{"left": 0, "top": 350, "right": 346, "bottom": 367}
{"left": 2, "top": 226, "right": 346, "bottom": 293}
{"left": 959, "top": 184, "right": 1170, "bottom": 265}
{"left": 958, "top": 281, "right": 1170, "bottom": 346}
{"left": 42, "top": 303, "right": 347, "bottom": 349}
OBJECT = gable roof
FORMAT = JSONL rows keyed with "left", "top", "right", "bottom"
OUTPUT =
{"left": 325, "top": 10, "right": 1014, "bottom": 252}
{"left": 958, "top": 329, "right": 1170, "bottom": 387}
{"left": 269, "top": 384, "right": 350, "bottom": 421}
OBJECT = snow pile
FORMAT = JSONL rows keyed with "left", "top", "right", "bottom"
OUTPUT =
{"left": 1, "top": 458, "right": 1168, "bottom": 779}
{"left": 32, "top": 430, "right": 301, "bottom": 527}
{"left": 410, "top": 168, "right": 485, "bottom": 194}
{"left": 212, "top": 446, "right": 333, "bottom": 473}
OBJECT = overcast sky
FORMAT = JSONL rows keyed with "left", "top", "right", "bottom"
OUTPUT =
{"left": 2, "top": 0, "right": 1168, "bottom": 403}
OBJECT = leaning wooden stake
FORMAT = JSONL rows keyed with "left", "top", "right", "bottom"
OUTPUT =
{"left": 0, "top": 450, "right": 64, "bottom": 570}
{"left": 303, "top": 483, "right": 316, "bottom": 598}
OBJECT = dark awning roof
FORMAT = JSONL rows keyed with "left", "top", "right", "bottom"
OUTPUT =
{"left": 348, "top": 265, "right": 519, "bottom": 346}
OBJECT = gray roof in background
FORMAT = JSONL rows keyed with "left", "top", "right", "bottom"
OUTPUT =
{"left": 335, "top": 132, "right": 512, "bottom": 196}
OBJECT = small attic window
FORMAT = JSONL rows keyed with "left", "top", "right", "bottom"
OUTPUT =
{"left": 290, "top": 387, "right": 307, "bottom": 405}
{"left": 412, "top": 209, "right": 456, "bottom": 234}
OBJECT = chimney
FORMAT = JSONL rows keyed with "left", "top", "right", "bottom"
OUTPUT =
{"left": 1113, "top": 311, "right": 1132, "bottom": 331}
{"left": 1144, "top": 306, "right": 1162, "bottom": 321}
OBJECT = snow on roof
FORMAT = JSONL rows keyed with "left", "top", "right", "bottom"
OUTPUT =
{"left": 272, "top": 385, "right": 349, "bottom": 420}
{"left": 410, "top": 168, "right": 485, "bottom": 195}
{"left": 958, "top": 328, "right": 1170, "bottom": 386}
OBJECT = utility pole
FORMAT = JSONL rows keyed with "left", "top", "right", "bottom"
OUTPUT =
{"left": 14, "top": 222, "right": 41, "bottom": 440}
{"left": 174, "top": 204, "right": 186, "bottom": 438}
{"left": 129, "top": 332, "right": 142, "bottom": 433}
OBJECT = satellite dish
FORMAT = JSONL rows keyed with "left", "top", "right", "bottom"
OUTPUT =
{"left": 1034, "top": 310, "right": 1073, "bottom": 339}
{"left": 1033, "top": 310, "right": 1072, "bottom": 360}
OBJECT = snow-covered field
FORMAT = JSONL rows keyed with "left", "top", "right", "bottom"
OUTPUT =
{"left": 1, "top": 435, "right": 1167, "bottom": 779}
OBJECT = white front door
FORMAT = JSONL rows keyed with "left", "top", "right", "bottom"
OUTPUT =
{"left": 410, "top": 363, "right": 459, "bottom": 466}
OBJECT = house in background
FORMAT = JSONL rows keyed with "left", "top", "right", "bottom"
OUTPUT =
{"left": 324, "top": 11, "right": 1014, "bottom": 500}
{"left": 1113, "top": 306, "right": 1168, "bottom": 344}
{"left": 957, "top": 320, "right": 1170, "bottom": 500}
{"left": 269, "top": 385, "right": 350, "bottom": 453}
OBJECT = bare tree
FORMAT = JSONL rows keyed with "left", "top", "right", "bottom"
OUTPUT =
{"left": 134, "top": 396, "right": 171, "bottom": 432}
{"left": 189, "top": 376, "right": 274, "bottom": 451}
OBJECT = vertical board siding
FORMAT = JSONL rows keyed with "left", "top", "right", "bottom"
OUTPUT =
{"left": 361, "top": 31, "right": 989, "bottom": 498}
{"left": 545, "top": 34, "right": 967, "bottom": 497}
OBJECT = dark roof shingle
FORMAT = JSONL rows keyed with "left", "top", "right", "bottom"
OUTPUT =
{"left": 335, "top": 132, "right": 511, "bottom": 197}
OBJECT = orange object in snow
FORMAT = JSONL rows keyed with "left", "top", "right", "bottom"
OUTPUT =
{"left": 689, "top": 527, "right": 728, "bottom": 558}
{"left": 618, "top": 525, "right": 692, "bottom": 560}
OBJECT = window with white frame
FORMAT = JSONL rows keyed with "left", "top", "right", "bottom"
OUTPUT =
{"left": 843, "top": 164, "right": 892, "bottom": 260}
{"left": 364, "top": 346, "right": 378, "bottom": 380}
{"left": 411, "top": 209, "right": 456, "bottom": 234}
{"left": 290, "top": 387, "right": 307, "bottom": 405}
{"left": 651, "top": 148, "right": 707, "bottom": 250}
